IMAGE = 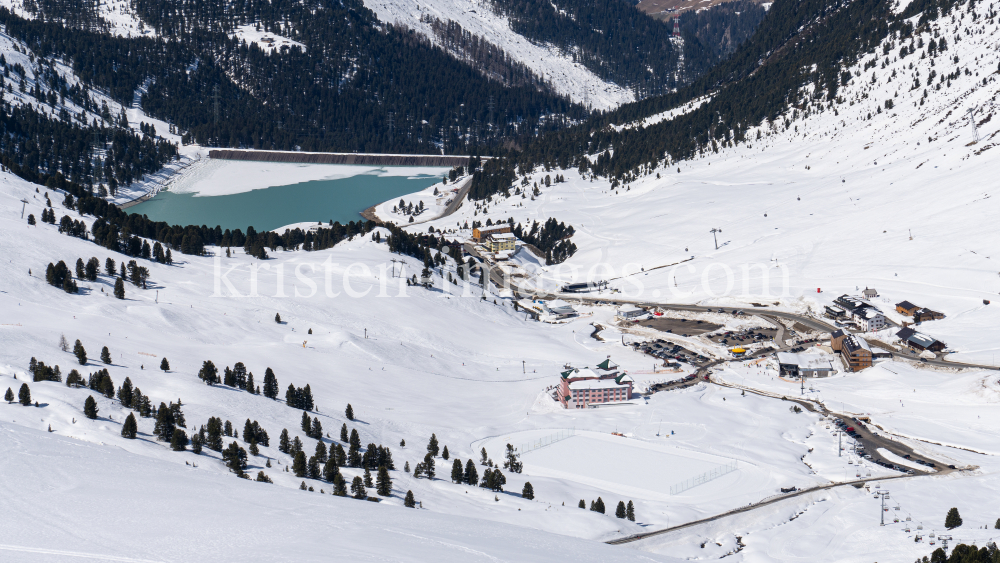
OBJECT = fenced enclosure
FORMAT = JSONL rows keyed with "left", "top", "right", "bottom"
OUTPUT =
{"left": 669, "top": 461, "right": 738, "bottom": 495}
{"left": 520, "top": 428, "right": 576, "bottom": 455}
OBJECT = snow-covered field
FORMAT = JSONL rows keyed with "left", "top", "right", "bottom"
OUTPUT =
{"left": 162, "top": 159, "right": 448, "bottom": 198}
{"left": 361, "top": 0, "right": 634, "bottom": 109}
{"left": 231, "top": 24, "right": 305, "bottom": 53}
{"left": 3, "top": 0, "right": 1000, "bottom": 560}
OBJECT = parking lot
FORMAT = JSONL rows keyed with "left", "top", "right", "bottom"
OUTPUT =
{"left": 705, "top": 327, "right": 778, "bottom": 346}
{"left": 636, "top": 317, "right": 721, "bottom": 336}
{"left": 633, "top": 339, "right": 711, "bottom": 367}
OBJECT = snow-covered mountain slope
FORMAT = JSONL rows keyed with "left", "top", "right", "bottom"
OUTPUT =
{"left": 430, "top": 0, "right": 1000, "bottom": 363}
{"left": 0, "top": 422, "right": 675, "bottom": 563}
{"left": 362, "top": 0, "right": 633, "bottom": 109}
{"left": 0, "top": 167, "right": 856, "bottom": 546}
{"left": 0, "top": 0, "right": 154, "bottom": 37}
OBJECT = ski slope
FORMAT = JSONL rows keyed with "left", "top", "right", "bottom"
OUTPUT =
{"left": 0, "top": 422, "right": 678, "bottom": 563}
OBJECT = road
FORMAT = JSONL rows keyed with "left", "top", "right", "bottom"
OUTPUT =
{"left": 606, "top": 376, "right": 962, "bottom": 545}
{"left": 467, "top": 254, "right": 998, "bottom": 371}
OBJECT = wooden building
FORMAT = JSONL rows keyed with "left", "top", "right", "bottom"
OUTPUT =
{"left": 895, "top": 301, "right": 919, "bottom": 316}
{"left": 472, "top": 224, "right": 511, "bottom": 242}
{"left": 840, "top": 335, "right": 873, "bottom": 372}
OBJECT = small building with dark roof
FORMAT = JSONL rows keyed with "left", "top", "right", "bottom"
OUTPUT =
{"left": 896, "top": 328, "right": 946, "bottom": 352}
{"left": 896, "top": 301, "right": 920, "bottom": 316}
{"left": 913, "top": 308, "right": 945, "bottom": 323}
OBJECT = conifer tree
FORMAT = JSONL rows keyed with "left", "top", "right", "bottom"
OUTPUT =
{"left": 427, "top": 434, "right": 439, "bottom": 457}
{"left": 301, "top": 384, "right": 314, "bottom": 411}
{"left": 73, "top": 339, "right": 87, "bottom": 365}
{"left": 121, "top": 413, "right": 138, "bottom": 439}
{"left": 626, "top": 500, "right": 635, "bottom": 521}
{"left": 206, "top": 418, "right": 224, "bottom": 451}
{"left": 464, "top": 459, "right": 478, "bottom": 486}
{"left": 442, "top": 446, "right": 449, "bottom": 460}
{"left": 222, "top": 441, "right": 248, "bottom": 476}
{"left": 376, "top": 465, "right": 392, "bottom": 496}
{"left": 308, "top": 455, "right": 321, "bottom": 479}
{"left": 256, "top": 472, "right": 273, "bottom": 483}
{"left": 4, "top": 387, "right": 13, "bottom": 403}
{"left": 301, "top": 411, "right": 311, "bottom": 433}
{"left": 244, "top": 419, "right": 255, "bottom": 443}
{"left": 323, "top": 458, "right": 340, "bottom": 482}
{"left": 113, "top": 277, "right": 125, "bottom": 299}
{"left": 160, "top": 357, "right": 169, "bottom": 371}
{"left": 290, "top": 437, "right": 303, "bottom": 457}
{"left": 340, "top": 423, "right": 349, "bottom": 442}
{"left": 350, "top": 428, "right": 361, "bottom": 451}
{"left": 249, "top": 439, "right": 259, "bottom": 457}
{"left": 100, "top": 346, "right": 111, "bottom": 364}
{"left": 190, "top": 433, "right": 203, "bottom": 454}
{"left": 171, "top": 429, "right": 188, "bottom": 451}
{"left": 451, "top": 458, "right": 463, "bottom": 483}
{"left": 578, "top": 499, "right": 586, "bottom": 509}
{"left": 315, "top": 441, "right": 328, "bottom": 463}
{"left": 198, "top": 360, "right": 219, "bottom": 385}
{"left": 83, "top": 395, "right": 98, "bottom": 419}
{"left": 400, "top": 439, "right": 405, "bottom": 448}
{"left": 154, "top": 402, "right": 175, "bottom": 441}
{"left": 332, "top": 473, "right": 348, "bottom": 496}
{"left": 404, "top": 490, "right": 416, "bottom": 508}
{"left": 404, "top": 461, "right": 411, "bottom": 473}
{"left": 480, "top": 447, "right": 488, "bottom": 465}
{"left": 522, "top": 482, "right": 534, "bottom": 500}
{"left": 616, "top": 501, "right": 627, "bottom": 518}
{"left": 503, "top": 444, "right": 522, "bottom": 473}
{"left": 117, "top": 377, "right": 134, "bottom": 408}
{"left": 263, "top": 368, "right": 278, "bottom": 399}
{"left": 66, "top": 369, "right": 83, "bottom": 387}
{"left": 364, "top": 468, "right": 374, "bottom": 488}
{"left": 345, "top": 403, "right": 354, "bottom": 420}
{"left": 224, "top": 420, "right": 233, "bottom": 437}
{"left": 275, "top": 313, "right": 281, "bottom": 323}
{"left": 945, "top": 507, "right": 963, "bottom": 529}
{"left": 347, "top": 444, "right": 362, "bottom": 468}
{"left": 232, "top": 362, "right": 248, "bottom": 389}
{"left": 285, "top": 384, "right": 299, "bottom": 408}
{"left": 351, "top": 476, "right": 367, "bottom": 499}
{"left": 299, "top": 481, "right": 307, "bottom": 490}
{"left": 292, "top": 451, "right": 307, "bottom": 477}
{"left": 27, "top": 213, "right": 35, "bottom": 225}
{"left": 594, "top": 497, "right": 606, "bottom": 514}
{"left": 245, "top": 372, "right": 255, "bottom": 394}
{"left": 423, "top": 453, "right": 436, "bottom": 479}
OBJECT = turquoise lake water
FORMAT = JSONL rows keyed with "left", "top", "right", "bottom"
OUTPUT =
{"left": 127, "top": 171, "right": 443, "bottom": 232}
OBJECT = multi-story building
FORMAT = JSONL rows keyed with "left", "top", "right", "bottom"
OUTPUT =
{"left": 558, "top": 359, "right": 634, "bottom": 409}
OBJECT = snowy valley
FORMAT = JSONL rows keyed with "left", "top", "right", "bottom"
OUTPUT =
{"left": 1, "top": 0, "right": 1000, "bottom": 561}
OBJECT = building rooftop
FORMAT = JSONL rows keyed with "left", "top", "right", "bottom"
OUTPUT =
{"left": 569, "top": 378, "right": 628, "bottom": 390}
{"left": 777, "top": 352, "right": 834, "bottom": 370}
{"left": 489, "top": 232, "right": 516, "bottom": 240}
{"left": 906, "top": 332, "right": 937, "bottom": 348}
{"left": 617, "top": 305, "right": 644, "bottom": 314}
{"left": 896, "top": 300, "right": 918, "bottom": 310}
{"left": 843, "top": 335, "right": 872, "bottom": 354}
{"left": 596, "top": 358, "right": 619, "bottom": 371}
